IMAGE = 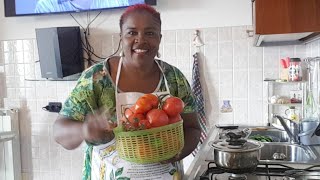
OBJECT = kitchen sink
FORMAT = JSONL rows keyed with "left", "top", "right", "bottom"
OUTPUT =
{"left": 249, "top": 128, "right": 290, "bottom": 142}
{"left": 259, "top": 143, "right": 316, "bottom": 163}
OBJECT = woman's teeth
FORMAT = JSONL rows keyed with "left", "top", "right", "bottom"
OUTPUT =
{"left": 134, "top": 49, "right": 147, "bottom": 53}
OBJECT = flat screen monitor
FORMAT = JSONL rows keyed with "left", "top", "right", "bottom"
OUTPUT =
{"left": 4, "top": 0, "right": 157, "bottom": 17}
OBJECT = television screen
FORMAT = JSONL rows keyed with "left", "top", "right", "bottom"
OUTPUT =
{"left": 4, "top": 0, "right": 157, "bottom": 17}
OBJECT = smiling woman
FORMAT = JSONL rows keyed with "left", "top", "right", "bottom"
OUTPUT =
{"left": 54, "top": 4, "right": 200, "bottom": 180}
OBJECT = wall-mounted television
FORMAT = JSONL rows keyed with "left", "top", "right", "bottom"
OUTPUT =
{"left": 4, "top": 0, "right": 157, "bottom": 17}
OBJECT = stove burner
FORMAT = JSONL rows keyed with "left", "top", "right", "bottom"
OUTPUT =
{"left": 215, "top": 173, "right": 247, "bottom": 180}
{"left": 199, "top": 161, "right": 298, "bottom": 180}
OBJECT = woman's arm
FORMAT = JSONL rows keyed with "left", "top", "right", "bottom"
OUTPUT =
{"left": 54, "top": 113, "right": 116, "bottom": 150}
{"left": 161, "top": 112, "right": 201, "bottom": 163}
{"left": 178, "top": 112, "right": 201, "bottom": 160}
{"left": 53, "top": 115, "right": 84, "bottom": 150}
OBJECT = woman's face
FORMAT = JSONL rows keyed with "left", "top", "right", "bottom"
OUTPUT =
{"left": 120, "top": 11, "right": 161, "bottom": 63}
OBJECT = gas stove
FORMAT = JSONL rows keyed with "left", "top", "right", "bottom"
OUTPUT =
{"left": 197, "top": 161, "right": 296, "bottom": 180}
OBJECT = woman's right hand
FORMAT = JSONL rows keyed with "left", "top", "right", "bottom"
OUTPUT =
{"left": 82, "top": 108, "right": 117, "bottom": 144}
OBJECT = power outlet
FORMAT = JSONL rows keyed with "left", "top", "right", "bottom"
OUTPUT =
{"left": 43, "top": 102, "right": 62, "bottom": 113}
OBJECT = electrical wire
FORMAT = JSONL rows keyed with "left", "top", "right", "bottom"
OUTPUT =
{"left": 69, "top": 11, "right": 108, "bottom": 66}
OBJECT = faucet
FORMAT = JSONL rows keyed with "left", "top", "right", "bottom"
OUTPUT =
{"left": 273, "top": 115, "right": 299, "bottom": 144}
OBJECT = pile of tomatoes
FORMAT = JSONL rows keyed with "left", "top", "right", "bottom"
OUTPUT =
{"left": 122, "top": 93, "right": 185, "bottom": 131}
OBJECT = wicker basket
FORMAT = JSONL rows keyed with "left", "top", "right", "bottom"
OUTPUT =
{"left": 113, "top": 121, "right": 184, "bottom": 164}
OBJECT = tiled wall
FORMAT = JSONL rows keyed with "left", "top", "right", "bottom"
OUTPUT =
{"left": 0, "top": 26, "right": 316, "bottom": 179}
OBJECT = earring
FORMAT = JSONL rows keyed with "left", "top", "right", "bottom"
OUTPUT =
{"left": 119, "top": 51, "right": 124, "bottom": 57}
{"left": 156, "top": 52, "right": 161, "bottom": 58}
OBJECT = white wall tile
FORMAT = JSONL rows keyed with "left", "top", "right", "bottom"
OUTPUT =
{"left": 218, "top": 27, "right": 232, "bottom": 41}
{"left": 219, "top": 41, "right": 233, "bottom": 57}
{"left": 15, "top": 52, "right": 24, "bottom": 64}
{"left": 233, "top": 40, "right": 248, "bottom": 57}
{"left": 204, "top": 28, "right": 218, "bottom": 44}
{"left": 5, "top": 64, "right": 15, "bottom": 76}
{"left": 234, "top": 55, "right": 248, "bottom": 70}
{"left": 264, "top": 55, "right": 279, "bottom": 70}
{"left": 219, "top": 71, "right": 233, "bottom": 99}
{"left": 176, "top": 29, "right": 192, "bottom": 44}
{"left": 233, "top": 100, "right": 248, "bottom": 125}
{"left": 14, "top": 40, "right": 24, "bottom": 52}
{"left": 233, "top": 70, "right": 248, "bottom": 99}
{"left": 232, "top": 26, "right": 249, "bottom": 40}
{"left": 162, "top": 30, "right": 176, "bottom": 44}
{"left": 219, "top": 56, "right": 233, "bottom": 70}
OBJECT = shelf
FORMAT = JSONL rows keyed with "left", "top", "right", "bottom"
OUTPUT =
{"left": 0, "top": 131, "right": 16, "bottom": 142}
{"left": 268, "top": 103, "right": 302, "bottom": 107}
{"left": 264, "top": 80, "right": 307, "bottom": 84}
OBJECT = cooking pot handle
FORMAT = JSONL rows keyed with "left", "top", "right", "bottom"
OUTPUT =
{"left": 304, "top": 164, "right": 320, "bottom": 171}
{"left": 208, "top": 141, "right": 214, "bottom": 147}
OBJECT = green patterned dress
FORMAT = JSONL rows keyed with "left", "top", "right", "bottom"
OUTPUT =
{"left": 60, "top": 59, "right": 196, "bottom": 180}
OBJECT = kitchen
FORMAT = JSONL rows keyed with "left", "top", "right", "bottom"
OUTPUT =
{"left": 0, "top": 0, "right": 320, "bottom": 180}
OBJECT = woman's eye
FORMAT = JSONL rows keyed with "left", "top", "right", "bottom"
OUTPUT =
{"left": 146, "top": 32, "right": 155, "bottom": 36}
{"left": 128, "top": 31, "right": 137, "bottom": 35}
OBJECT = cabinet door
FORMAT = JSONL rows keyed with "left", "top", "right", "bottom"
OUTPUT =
{"left": 254, "top": 0, "right": 320, "bottom": 34}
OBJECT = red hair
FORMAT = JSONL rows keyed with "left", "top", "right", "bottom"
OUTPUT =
{"left": 120, "top": 4, "right": 161, "bottom": 31}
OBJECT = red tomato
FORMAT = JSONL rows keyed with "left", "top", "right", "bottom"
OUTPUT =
{"left": 146, "top": 109, "right": 169, "bottom": 128}
{"left": 124, "top": 106, "right": 135, "bottom": 119}
{"left": 162, "top": 97, "right": 185, "bottom": 117}
{"left": 142, "top": 94, "right": 159, "bottom": 108}
{"left": 123, "top": 122, "right": 137, "bottom": 131}
{"left": 168, "top": 114, "right": 182, "bottom": 124}
{"left": 128, "top": 113, "right": 145, "bottom": 128}
{"left": 138, "top": 119, "right": 152, "bottom": 129}
{"left": 134, "top": 97, "right": 153, "bottom": 114}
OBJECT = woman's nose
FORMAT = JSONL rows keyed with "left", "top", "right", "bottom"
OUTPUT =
{"left": 134, "top": 34, "right": 146, "bottom": 43}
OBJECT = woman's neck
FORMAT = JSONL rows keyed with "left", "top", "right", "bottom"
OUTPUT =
{"left": 122, "top": 58, "right": 159, "bottom": 77}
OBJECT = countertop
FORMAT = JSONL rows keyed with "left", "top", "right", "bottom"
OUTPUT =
{"left": 184, "top": 126, "right": 320, "bottom": 180}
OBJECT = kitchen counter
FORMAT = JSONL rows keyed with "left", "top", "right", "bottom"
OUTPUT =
{"left": 184, "top": 126, "right": 320, "bottom": 180}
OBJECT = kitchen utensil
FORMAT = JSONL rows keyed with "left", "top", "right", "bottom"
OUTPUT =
{"left": 298, "top": 119, "right": 320, "bottom": 145}
{"left": 284, "top": 165, "right": 320, "bottom": 180}
{"left": 285, "top": 106, "right": 299, "bottom": 122}
{"left": 209, "top": 131, "right": 264, "bottom": 174}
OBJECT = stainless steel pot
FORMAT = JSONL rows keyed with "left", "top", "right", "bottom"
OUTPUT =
{"left": 209, "top": 138, "right": 264, "bottom": 174}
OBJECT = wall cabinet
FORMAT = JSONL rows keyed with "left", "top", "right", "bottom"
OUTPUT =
{"left": 252, "top": 0, "right": 320, "bottom": 46}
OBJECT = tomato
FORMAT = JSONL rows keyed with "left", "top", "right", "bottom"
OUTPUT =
{"left": 142, "top": 93, "right": 159, "bottom": 108}
{"left": 168, "top": 114, "right": 182, "bottom": 124}
{"left": 124, "top": 106, "right": 135, "bottom": 119}
{"left": 134, "top": 97, "right": 153, "bottom": 114}
{"left": 128, "top": 113, "right": 145, "bottom": 128}
{"left": 146, "top": 109, "right": 169, "bottom": 128}
{"left": 123, "top": 122, "right": 137, "bottom": 131}
{"left": 162, "top": 97, "right": 185, "bottom": 117}
{"left": 138, "top": 119, "right": 152, "bottom": 129}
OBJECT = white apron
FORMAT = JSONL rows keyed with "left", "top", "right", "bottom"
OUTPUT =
{"left": 91, "top": 58, "right": 183, "bottom": 180}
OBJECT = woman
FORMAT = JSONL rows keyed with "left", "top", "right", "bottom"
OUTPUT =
{"left": 54, "top": 4, "right": 201, "bottom": 180}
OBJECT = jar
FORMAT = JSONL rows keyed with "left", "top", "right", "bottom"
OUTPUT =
{"left": 288, "top": 58, "right": 302, "bottom": 81}
{"left": 285, "top": 106, "right": 299, "bottom": 122}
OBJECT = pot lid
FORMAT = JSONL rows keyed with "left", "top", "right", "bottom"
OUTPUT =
{"left": 210, "top": 139, "right": 263, "bottom": 152}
